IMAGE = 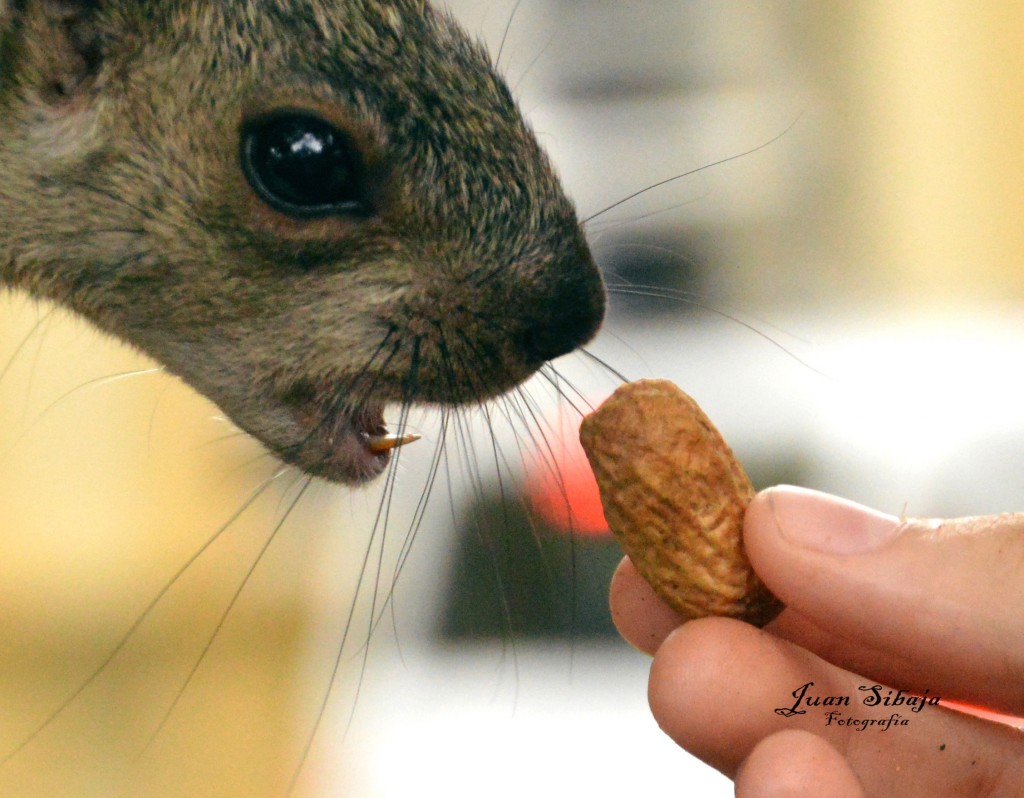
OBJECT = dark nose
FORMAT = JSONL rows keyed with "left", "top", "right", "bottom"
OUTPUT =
{"left": 520, "top": 244, "right": 606, "bottom": 363}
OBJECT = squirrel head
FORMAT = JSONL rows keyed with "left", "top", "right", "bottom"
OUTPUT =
{"left": 0, "top": 0, "right": 606, "bottom": 482}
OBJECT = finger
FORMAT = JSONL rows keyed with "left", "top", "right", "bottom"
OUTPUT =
{"left": 735, "top": 730, "right": 866, "bottom": 798}
{"left": 608, "top": 551, "right": 807, "bottom": 655}
{"left": 744, "top": 486, "right": 1024, "bottom": 716}
{"left": 648, "top": 617, "right": 1024, "bottom": 795}
{"left": 609, "top": 556, "right": 687, "bottom": 654}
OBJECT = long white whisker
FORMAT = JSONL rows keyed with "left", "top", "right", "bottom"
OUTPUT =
{"left": 0, "top": 465, "right": 291, "bottom": 767}
{"left": 138, "top": 475, "right": 315, "bottom": 756}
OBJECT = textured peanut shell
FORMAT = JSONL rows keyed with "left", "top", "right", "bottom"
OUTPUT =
{"left": 580, "top": 380, "right": 782, "bottom": 627}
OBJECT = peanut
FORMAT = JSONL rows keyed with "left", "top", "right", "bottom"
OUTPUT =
{"left": 579, "top": 379, "right": 782, "bottom": 627}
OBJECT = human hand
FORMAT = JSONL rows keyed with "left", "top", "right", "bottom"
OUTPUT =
{"left": 609, "top": 486, "right": 1024, "bottom": 797}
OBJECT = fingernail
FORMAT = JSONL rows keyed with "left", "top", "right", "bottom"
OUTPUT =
{"left": 767, "top": 486, "right": 904, "bottom": 554}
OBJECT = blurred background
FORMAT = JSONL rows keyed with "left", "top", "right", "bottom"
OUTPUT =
{"left": 1, "top": 1, "right": 1024, "bottom": 795}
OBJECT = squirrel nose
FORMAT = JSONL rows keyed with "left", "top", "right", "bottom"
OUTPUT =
{"left": 520, "top": 246, "right": 606, "bottom": 363}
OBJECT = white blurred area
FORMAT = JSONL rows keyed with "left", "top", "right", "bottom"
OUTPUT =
{"left": 2, "top": 2, "right": 1024, "bottom": 796}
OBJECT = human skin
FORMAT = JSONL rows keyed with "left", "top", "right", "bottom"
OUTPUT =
{"left": 609, "top": 486, "right": 1024, "bottom": 797}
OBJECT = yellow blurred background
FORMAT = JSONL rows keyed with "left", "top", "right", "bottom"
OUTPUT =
{"left": 1, "top": 2, "right": 1023, "bottom": 796}
{"left": 794, "top": 2, "right": 1024, "bottom": 307}
{"left": 0, "top": 305, "right": 323, "bottom": 796}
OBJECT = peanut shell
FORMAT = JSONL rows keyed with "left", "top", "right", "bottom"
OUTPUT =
{"left": 580, "top": 379, "right": 782, "bottom": 627}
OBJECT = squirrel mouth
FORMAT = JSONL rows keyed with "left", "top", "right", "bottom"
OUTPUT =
{"left": 280, "top": 387, "right": 420, "bottom": 483}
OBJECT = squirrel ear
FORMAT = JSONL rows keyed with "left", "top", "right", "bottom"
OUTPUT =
{"left": 14, "top": 0, "right": 104, "bottom": 100}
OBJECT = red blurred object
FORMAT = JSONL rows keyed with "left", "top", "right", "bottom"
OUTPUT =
{"left": 526, "top": 418, "right": 611, "bottom": 537}
{"left": 941, "top": 700, "right": 1024, "bottom": 729}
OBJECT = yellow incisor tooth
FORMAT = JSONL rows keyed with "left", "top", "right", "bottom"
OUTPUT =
{"left": 366, "top": 432, "right": 421, "bottom": 454}
{"left": 579, "top": 379, "right": 783, "bottom": 627}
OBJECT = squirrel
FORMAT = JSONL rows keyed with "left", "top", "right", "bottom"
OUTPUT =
{"left": 0, "top": 0, "right": 607, "bottom": 485}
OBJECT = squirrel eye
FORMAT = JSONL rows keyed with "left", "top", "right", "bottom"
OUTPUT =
{"left": 241, "top": 113, "right": 368, "bottom": 218}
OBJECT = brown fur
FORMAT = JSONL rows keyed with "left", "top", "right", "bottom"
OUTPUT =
{"left": 0, "top": 0, "right": 605, "bottom": 482}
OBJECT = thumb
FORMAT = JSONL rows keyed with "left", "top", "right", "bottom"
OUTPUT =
{"left": 746, "top": 486, "right": 1024, "bottom": 717}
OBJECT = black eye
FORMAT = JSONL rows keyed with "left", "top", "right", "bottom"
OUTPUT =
{"left": 241, "top": 113, "right": 368, "bottom": 218}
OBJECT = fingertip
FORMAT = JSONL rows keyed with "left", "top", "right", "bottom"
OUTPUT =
{"left": 742, "top": 486, "right": 798, "bottom": 605}
{"left": 609, "top": 556, "right": 686, "bottom": 655}
{"left": 744, "top": 486, "right": 781, "bottom": 534}
{"left": 743, "top": 486, "right": 794, "bottom": 572}
{"left": 742, "top": 486, "right": 905, "bottom": 614}
{"left": 648, "top": 617, "right": 778, "bottom": 774}
{"left": 736, "top": 730, "right": 866, "bottom": 798}
{"left": 646, "top": 617, "right": 867, "bottom": 777}
{"left": 746, "top": 486, "right": 903, "bottom": 557}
